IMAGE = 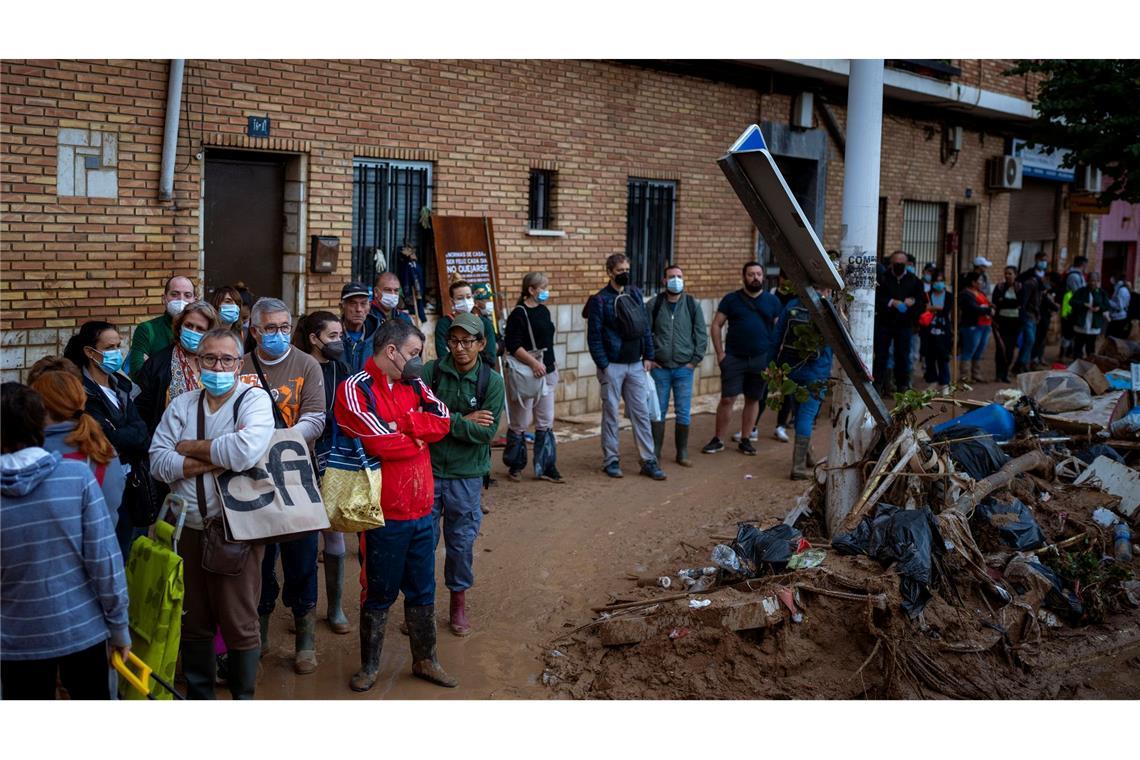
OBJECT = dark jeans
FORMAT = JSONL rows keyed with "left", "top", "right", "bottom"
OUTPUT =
{"left": 994, "top": 317, "right": 1022, "bottom": 380}
{"left": 360, "top": 515, "right": 436, "bottom": 611}
{"left": 1107, "top": 319, "right": 1131, "bottom": 340}
{"left": 922, "top": 332, "right": 951, "bottom": 385}
{"left": 874, "top": 324, "right": 914, "bottom": 391}
{"left": 1, "top": 642, "right": 111, "bottom": 700}
{"left": 776, "top": 396, "right": 794, "bottom": 427}
{"left": 258, "top": 532, "right": 319, "bottom": 618}
{"left": 1073, "top": 332, "right": 1099, "bottom": 359}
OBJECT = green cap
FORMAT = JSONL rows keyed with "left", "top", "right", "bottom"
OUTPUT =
{"left": 450, "top": 312, "right": 484, "bottom": 337}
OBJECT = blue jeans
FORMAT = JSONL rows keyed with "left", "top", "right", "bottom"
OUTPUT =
{"left": 361, "top": 515, "right": 436, "bottom": 611}
{"left": 959, "top": 325, "right": 990, "bottom": 362}
{"left": 789, "top": 366, "right": 827, "bottom": 439}
{"left": 258, "top": 532, "right": 319, "bottom": 617}
{"left": 431, "top": 477, "right": 483, "bottom": 592}
{"left": 650, "top": 366, "right": 695, "bottom": 425}
{"left": 114, "top": 500, "right": 146, "bottom": 563}
{"left": 1016, "top": 317, "right": 1037, "bottom": 369}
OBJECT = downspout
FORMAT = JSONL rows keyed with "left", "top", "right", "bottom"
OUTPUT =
{"left": 159, "top": 59, "right": 186, "bottom": 202}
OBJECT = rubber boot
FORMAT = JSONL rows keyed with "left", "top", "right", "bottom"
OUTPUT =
{"left": 226, "top": 647, "right": 260, "bottom": 700}
{"left": 651, "top": 420, "right": 665, "bottom": 460}
{"left": 406, "top": 603, "right": 458, "bottom": 687}
{"left": 449, "top": 590, "right": 472, "bottom": 637}
{"left": 349, "top": 608, "right": 388, "bottom": 692}
{"left": 324, "top": 554, "right": 350, "bottom": 635}
{"left": 258, "top": 613, "right": 271, "bottom": 658}
{"left": 790, "top": 435, "right": 812, "bottom": 480}
{"left": 293, "top": 610, "right": 318, "bottom": 675}
{"left": 971, "top": 360, "right": 986, "bottom": 384}
{"left": 503, "top": 430, "right": 527, "bottom": 480}
{"left": 675, "top": 423, "right": 692, "bottom": 467}
{"left": 181, "top": 639, "right": 217, "bottom": 700}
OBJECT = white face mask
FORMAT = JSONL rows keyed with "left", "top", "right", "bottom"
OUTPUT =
{"left": 380, "top": 292, "right": 400, "bottom": 310}
{"left": 166, "top": 299, "right": 187, "bottom": 317}
{"left": 454, "top": 297, "right": 474, "bottom": 314}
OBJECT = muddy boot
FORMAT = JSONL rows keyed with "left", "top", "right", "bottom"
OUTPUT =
{"left": 651, "top": 420, "right": 665, "bottom": 460}
{"left": 406, "top": 603, "right": 458, "bottom": 688}
{"left": 226, "top": 648, "right": 260, "bottom": 700}
{"left": 790, "top": 435, "right": 812, "bottom": 480}
{"left": 349, "top": 608, "right": 388, "bottom": 692}
{"left": 674, "top": 423, "right": 692, "bottom": 467}
{"left": 533, "top": 428, "right": 564, "bottom": 483}
{"left": 293, "top": 610, "right": 318, "bottom": 675}
{"left": 258, "top": 614, "right": 271, "bottom": 658}
{"left": 970, "top": 360, "right": 986, "bottom": 384}
{"left": 449, "top": 590, "right": 472, "bottom": 637}
{"left": 502, "top": 430, "right": 527, "bottom": 481}
{"left": 181, "top": 639, "right": 217, "bottom": 700}
{"left": 324, "top": 554, "right": 350, "bottom": 635}
{"left": 806, "top": 441, "right": 817, "bottom": 467}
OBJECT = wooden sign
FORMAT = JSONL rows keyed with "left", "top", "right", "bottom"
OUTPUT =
{"left": 1069, "top": 192, "right": 1110, "bottom": 215}
{"left": 431, "top": 215, "right": 502, "bottom": 328}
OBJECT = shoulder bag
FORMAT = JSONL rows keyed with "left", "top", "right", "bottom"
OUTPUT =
{"left": 505, "top": 305, "right": 547, "bottom": 402}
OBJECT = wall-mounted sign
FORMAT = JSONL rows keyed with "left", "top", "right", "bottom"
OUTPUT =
{"left": 1011, "top": 138, "right": 1074, "bottom": 183}
{"left": 1069, "top": 193, "right": 1111, "bottom": 216}
{"left": 247, "top": 116, "right": 271, "bottom": 138}
{"left": 431, "top": 215, "right": 502, "bottom": 329}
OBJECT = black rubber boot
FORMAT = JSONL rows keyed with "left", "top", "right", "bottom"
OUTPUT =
{"left": 226, "top": 647, "right": 260, "bottom": 700}
{"left": 406, "top": 603, "right": 458, "bottom": 688}
{"left": 325, "top": 553, "right": 350, "bottom": 634}
{"left": 675, "top": 423, "right": 692, "bottom": 467}
{"left": 651, "top": 421, "right": 665, "bottom": 460}
{"left": 293, "top": 609, "right": 318, "bottom": 675}
{"left": 791, "top": 435, "right": 812, "bottom": 480}
{"left": 350, "top": 608, "right": 388, "bottom": 692}
{"left": 502, "top": 430, "right": 527, "bottom": 479}
{"left": 181, "top": 639, "right": 217, "bottom": 700}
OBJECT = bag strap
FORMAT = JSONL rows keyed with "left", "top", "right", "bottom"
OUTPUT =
{"left": 195, "top": 392, "right": 209, "bottom": 522}
{"left": 516, "top": 304, "right": 539, "bottom": 352}
{"left": 737, "top": 289, "right": 765, "bottom": 318}
{"left": 250, "top": 351, "right": 287, "bottom": 430}
{"left": 652, "top": 292, "right": 665, "bottom": 325}
{"left": 475, "top": 360, "right": 491, "bottom": 408}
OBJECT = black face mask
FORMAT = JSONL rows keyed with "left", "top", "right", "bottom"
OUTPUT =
{"left": 744, "top": 282, "right": 763, "bottom": 294}
{"left": 614, "top": 272, "right": 630, "bottom": 288}
{"left": 892, "top": 263, "right": 907, "bottom": 276}
{"left": 318, "top": 339, "right": 344, "bottom": 361}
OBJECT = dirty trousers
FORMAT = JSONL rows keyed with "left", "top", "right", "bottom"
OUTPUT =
{"left": 359, "top": 515, "right": 435, "bottom": 611}
{"left": 178, "top": 527, "right": 265, "bottom": 650}
{"left": 431, "top": 477, "right": 483, "bottom": 592}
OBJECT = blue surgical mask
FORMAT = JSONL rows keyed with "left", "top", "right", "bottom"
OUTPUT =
{"left": 200, "top": 369, "right": 236, "bottom": 396}
{"left": 906, "top": 265, "right": 916, "bottom": 275}
{"left": 666, "top": 277, "right": 684, "bottom": 294}
{"left": 219, "top": 304, "right": 241, "bottom": 324}
{"left": 933, "top": 282, "right": 946, "bottom": 292}
{"left": 260, "top": 331, "right": 289, "bottom": 358}
{"left": 98, "top": 349, "right": 124, "bottom": 375}
{"left": 922, "top": 274, "right": 932, "bottom": 283}
{"left": 180, "top": 328, "right": 203, "bottom": 353}
{"left": 537, "top": 289, "right": 550, "bottom": 303}
{"left": 1036, "top": 261, "right": 1047, "bottom": 271}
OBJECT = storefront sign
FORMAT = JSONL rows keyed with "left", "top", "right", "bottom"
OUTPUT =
{"left": 1011, "top": 138, "right": 1074, "bottom": 182}
{"left": 1069, "top": 192, "right": 1111, "bottom": 215}
{"left": 431, "top": 215, "right": 502, "bottom": 328}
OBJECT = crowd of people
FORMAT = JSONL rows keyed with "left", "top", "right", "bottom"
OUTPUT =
{"left": 2, "top": 247, "right": 1135, "bottom": 700}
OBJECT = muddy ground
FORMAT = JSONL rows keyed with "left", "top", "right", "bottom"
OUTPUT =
{"left": 256, "top": 382, "right": 1140, "bottom": 700}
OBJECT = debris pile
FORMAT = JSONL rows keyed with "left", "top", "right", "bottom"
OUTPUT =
{"left": 542, "top": 365, "right": 1140, "bottom": 699}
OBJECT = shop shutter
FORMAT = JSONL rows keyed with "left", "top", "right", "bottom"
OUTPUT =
{"left": 1007, "top": 180, "right": 1058, "bottom": 241}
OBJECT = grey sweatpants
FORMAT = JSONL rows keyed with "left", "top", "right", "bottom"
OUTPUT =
{"left": 598, "top": 361, "right": 655, "bottom": 466}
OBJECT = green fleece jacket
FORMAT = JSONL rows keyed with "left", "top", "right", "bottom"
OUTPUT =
{"left": 128, "top": 312, "right": 174, "bottom": 382}
{"left": 649, "top": 292, "right": 708, "bottom": 368}
{"left": 423, "top": 354, "right": 505, "bottom": 479}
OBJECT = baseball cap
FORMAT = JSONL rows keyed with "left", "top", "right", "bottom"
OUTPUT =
{"left": 450, "top": 312, "right": 485, "bottom": 338}
{"left": 973, "top": 257, "right": 993, "bottom": 268}
{"left": 340, "top": 282, "right": 370, "bottom": 300}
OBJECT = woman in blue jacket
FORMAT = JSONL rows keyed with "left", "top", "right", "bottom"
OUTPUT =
{"left": 771, "top": 295, "right": 834, "bottom": 480}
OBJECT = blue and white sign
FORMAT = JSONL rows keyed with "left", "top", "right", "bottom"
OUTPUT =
{"left": 1011, "top": 138, "right": 1075, "bottom": 182}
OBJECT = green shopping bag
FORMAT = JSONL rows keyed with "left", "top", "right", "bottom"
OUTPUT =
{"left": 121, "top": 495, "right": 187, "bottom": 700}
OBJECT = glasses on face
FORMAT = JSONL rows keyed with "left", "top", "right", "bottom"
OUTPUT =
{"left": 259, "top": 323, "right": 292, "bottom": 336}
{"left": 446, "top": 337, "right": 479, "bottom": 349}
{"left": 199, "top": 354, "right": 241, "bottom": 370}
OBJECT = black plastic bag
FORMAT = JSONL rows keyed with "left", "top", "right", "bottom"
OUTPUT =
{"left": 833, "top": 504, "right": 944, "bottom": 618}
{"left": 733, "top": 523, "right": 802, "bottom": 573}
{"left": 1005, "top": 557, "right": 1084, "bottom": 623}
{"left": 932, "top": 425, "right": 1009, "bottom": 480}
{"left": 974, "top": 497, "right": 1046, "bottom": 550}
{"left": 1075, "top": 443, "right": 1124, "bottom": 465}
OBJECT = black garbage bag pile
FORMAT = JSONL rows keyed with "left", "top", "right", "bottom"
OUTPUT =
{"left": 1074, "top": 443, "right": 1124, "bottom": 465}
{"left": 733, "top": 523, "right": 802, "bottom": 574}
{"left": 931, "top": 425, "right": 1009, "bottom": 480}
{"left": 1004, "top": 555, "right": 1084, "bottom": 623}
{"left": 973, "top": 497, "right": 1046, "bottom": 551}
{"left": 833, "top": 504, "right": 945, "bottom": 618}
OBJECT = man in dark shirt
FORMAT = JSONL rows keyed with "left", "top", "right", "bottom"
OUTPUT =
{"left": 874, "top": 250, "right": 925, "bottom": 393}
{"left": 702, "top": 262, "right": 782, "bottom": 456}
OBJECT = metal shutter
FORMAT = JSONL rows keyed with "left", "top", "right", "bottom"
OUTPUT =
{"left": 1007, "top": 180, "right": 1058, "bottom": 241}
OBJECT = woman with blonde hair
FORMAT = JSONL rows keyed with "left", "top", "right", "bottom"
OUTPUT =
{"left": 136, "top": 300, "right": 219, "bottom": 433}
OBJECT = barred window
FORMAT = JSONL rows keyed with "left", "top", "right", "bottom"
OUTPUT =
{"left": 901, "top": 200, "right": 946, "bottom": 270}
{"left": 626, "top": 178, "right": 676, "bottom": 293}
{"left": 528, "top": 169, "right": 555, "bottom": 230}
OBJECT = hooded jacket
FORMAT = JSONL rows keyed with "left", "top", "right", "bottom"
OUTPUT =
{"left": 42, "top": 421, "right": 127, "bottom": 522}
{"left": 1, "top": 448, "right": 130, "bottom": 660}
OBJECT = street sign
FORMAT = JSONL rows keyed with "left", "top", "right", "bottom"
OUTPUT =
{"left": 1069, "top": 192, "right": 1111, "bottom": 216}
{"left": 719, "top": 124, "right": 892, "bottom": 427}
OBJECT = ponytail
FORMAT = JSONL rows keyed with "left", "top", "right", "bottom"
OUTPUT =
{"left": 29, "top": 371, "right": 116, "bottom": 465}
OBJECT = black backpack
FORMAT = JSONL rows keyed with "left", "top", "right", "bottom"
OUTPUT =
{"left": 1126, "top": 286, "right": 1140, "bottom": 322}
{"left": 651, "top": 292, "right": 698, "bottom": 327}
{"left": 613, "top": 290, "right": 648, "bottom": 340}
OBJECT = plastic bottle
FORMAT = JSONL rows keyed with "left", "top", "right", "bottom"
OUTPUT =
{"left": 711, "top": 544, "right": 743, "bottom": 574}
{"left": 1115, "top": 523, "right": 1133, "bottom": 563}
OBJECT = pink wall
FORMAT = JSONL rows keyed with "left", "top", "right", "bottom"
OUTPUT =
{"left": 1094, "top": 191, "right": 1140, "bottom": 286}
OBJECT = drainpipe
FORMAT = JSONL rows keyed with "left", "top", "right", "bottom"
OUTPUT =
{"left": 159, "top": 59, "right": 185, "bottom": 202}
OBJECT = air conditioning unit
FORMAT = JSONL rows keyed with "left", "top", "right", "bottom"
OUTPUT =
{"left": 987, "top": 156, "right": 1023, "bottom": 190}
{"left": 1079, "top": 166, "right": 1102, "bottom": 193}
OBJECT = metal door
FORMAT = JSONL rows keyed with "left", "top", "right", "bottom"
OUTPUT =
{"left": 204, "top": 153, "right": 285, "bottom": 300}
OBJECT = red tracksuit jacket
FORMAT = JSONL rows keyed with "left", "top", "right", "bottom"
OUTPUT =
{"left": 334, "top": 357, "right": 451, "bottom": 521}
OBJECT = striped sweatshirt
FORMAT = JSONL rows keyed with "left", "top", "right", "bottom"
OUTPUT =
{"left": 1, "top": 448, "right": 130, "bottom": 661}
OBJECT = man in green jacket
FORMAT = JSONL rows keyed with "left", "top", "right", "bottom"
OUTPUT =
{"left": 423, "top": 312, "right": 505, "bottom": 636}
{"left": 128, "top": 275, "right": 196, "bottom": 381}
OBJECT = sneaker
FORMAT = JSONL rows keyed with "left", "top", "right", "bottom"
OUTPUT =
{"left": 524, "top": 432, "right": 535, "bottom": 443}
{"left": 603, "top": 461, "right": 624, "bottom": 478}
{"left": 639, "top": 459, "right": 667, "bottom": 481}
{"left": 738, "top": 439, "right": 758, "bottom": 456}
{"left": 538, "top": 467, "right": 566, "bottom": 484}
{"left": 701, "top": 437, "right": 725, "bottom": 454}
{"left": 506, "top": 470, "right": 522, "bottom": 482}
{"left": 730, "top": 428, "right": 759, "bottom": 443}
{"left": 774, "top": 426, "right": 789, "bottom": 443}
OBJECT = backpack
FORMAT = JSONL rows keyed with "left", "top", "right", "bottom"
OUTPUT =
{"left": 423, "top": 359, "right": 492, "bottom": 410}
{"left": 651, "top": 292, "right": 698, "bottom": 328}
{"left": 612, "top": 290, "right": 648, "bottom": 340}
{"left": 1124, "top": 285, "right": 1140, "bottom": 322}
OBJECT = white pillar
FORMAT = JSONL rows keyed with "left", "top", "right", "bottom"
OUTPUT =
{"left": 826, "top": 59, "right": 884, "bottom": 536}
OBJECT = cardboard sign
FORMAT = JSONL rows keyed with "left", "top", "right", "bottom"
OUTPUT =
{"left": 431, "top": 215, "right": 502, "bottom": 328}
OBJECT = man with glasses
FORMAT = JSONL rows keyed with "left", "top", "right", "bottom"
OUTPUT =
{"left": 237, "top": 297, "right": 327, "bottom": 676}
{"left": 149, "top": 328, "right": 276, "bottom": 698}
{"left": 422, "top": 313, "right": 504, "bottom": 636}
{"left": 129, "top": 274, "right": 196, "bottom": 381}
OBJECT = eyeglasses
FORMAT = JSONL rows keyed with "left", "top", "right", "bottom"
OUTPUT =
{"left": 199, "top": 354, "right": 241, "bottom": 370}
{"left": 259, "top": 323, "right": 292, "bottom": 336}
{"left": 446, "top": 337, "right": 479, "bottom": 349}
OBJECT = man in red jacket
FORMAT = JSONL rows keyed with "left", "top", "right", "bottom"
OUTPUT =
{"left": 334, "top": 318, "right": 456, "bottom": 692}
